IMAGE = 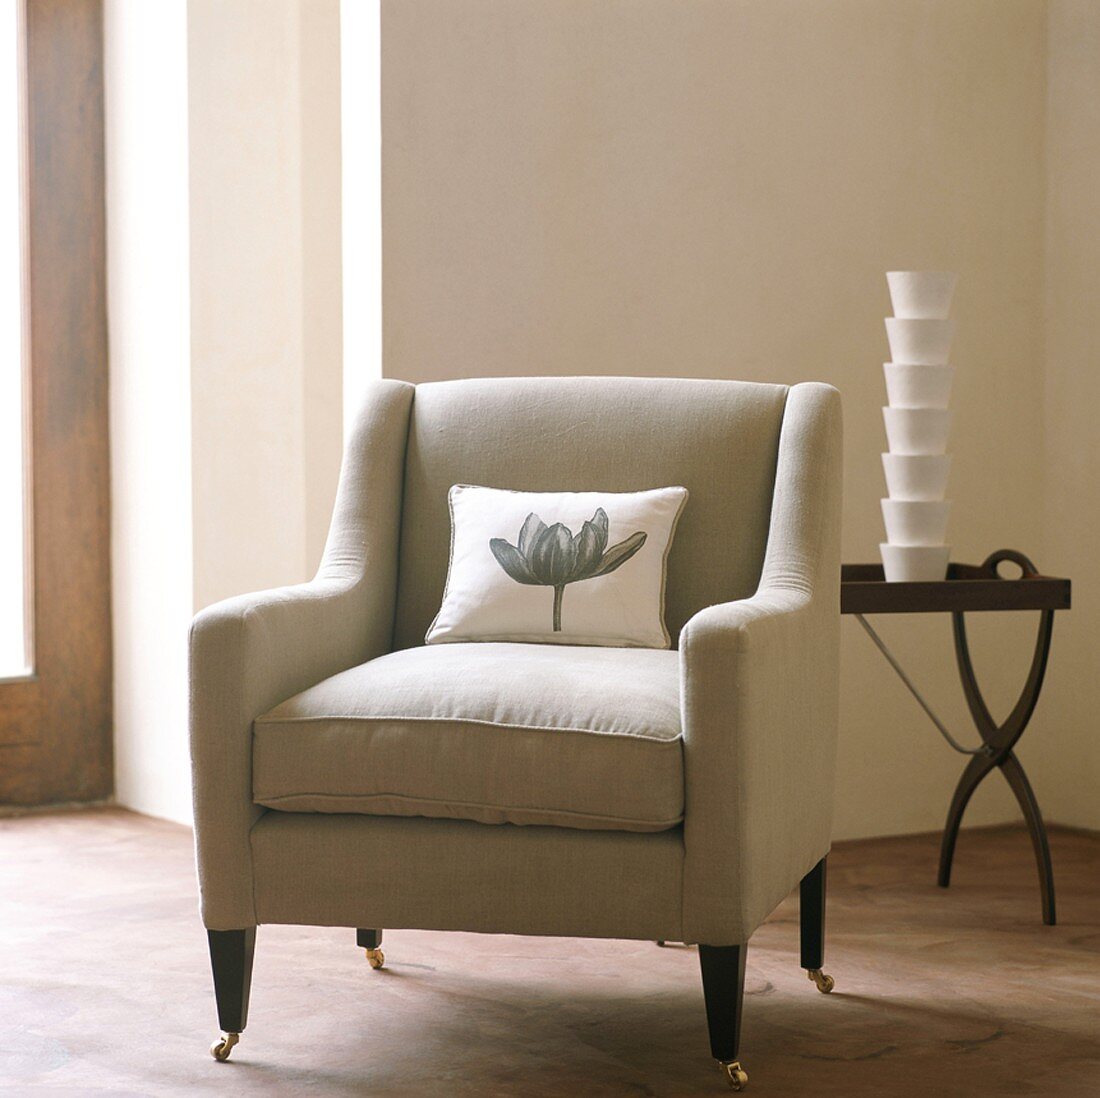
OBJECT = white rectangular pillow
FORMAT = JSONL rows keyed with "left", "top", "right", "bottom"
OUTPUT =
{"left": 426, "top": 485, "right": 688, "bottom": 648}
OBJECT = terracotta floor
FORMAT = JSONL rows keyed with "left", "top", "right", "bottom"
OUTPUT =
{"left": 2, "top": 809, "right": 1099, "bottom": 1097}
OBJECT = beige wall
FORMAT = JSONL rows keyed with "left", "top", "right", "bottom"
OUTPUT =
{"left": 106, "top": 1, "right": 1094, "bottom": 838}
{"left": 382, "top": 0, "right": 1053, "bottom": 840}
{"left": 188, "top": 0, "right": 343, "bottom": 612}
{"left": 1038, "top": 0, "right": 1100, "bottom": 830}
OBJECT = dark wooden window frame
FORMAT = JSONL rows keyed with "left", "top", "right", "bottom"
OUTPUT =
{"left": 0, "top": 0, "right": 110, "bottom": 806}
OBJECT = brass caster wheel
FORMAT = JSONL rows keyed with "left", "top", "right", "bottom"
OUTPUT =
{"left": 807, "top": 968, "right": 835, "bottom": 994}
{"left": 209, "top": 1032, "right": 239, "bottom": 1061}
{"left": 718, "top": 1060, "right": 748, "bottom": 1091}
{"left": 365, "top": 947, "right": 385, "bottom": 970}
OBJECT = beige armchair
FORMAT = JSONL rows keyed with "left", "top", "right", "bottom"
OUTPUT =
{"left": 190, "top": 376, "right": 842, "bottom": 1090}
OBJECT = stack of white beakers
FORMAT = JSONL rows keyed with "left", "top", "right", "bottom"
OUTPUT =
{"left": 880, "top": 271, "right": 958, "bottom": 581}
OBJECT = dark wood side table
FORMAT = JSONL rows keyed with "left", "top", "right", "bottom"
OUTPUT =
{"left": 841, "top": 549, "right": 1071, "bottom": 925}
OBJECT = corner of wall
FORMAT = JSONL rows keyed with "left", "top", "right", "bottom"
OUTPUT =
{"left": 1035, "top": 0, "right": 1100, "bottom": 831}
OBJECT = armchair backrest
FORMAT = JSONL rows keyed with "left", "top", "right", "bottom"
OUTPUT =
{"left": 392, "top": 376, "right": 790, "bottom": 650}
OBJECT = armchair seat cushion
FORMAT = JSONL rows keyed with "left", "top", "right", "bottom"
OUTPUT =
{"left": 252, "top": 642, "right": 684, "bottom": 832}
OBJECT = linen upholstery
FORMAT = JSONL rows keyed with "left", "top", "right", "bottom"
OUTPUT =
{"left": 393, "top": 377, "right": 788, "bottom": 650}
{"left": 251, "top": 813, "right": 685, "bottom": 941}
{"left": 190, "top": 375, "right": 842, "bottom": 949}
{"left": 189, "top": 380, "right": 415, "bottom": 929}
{"left": 680, "top": 383, "right": 842, "bottom": 943}
{"left": 254, "top": 643, "right": 683, "bottom": 831}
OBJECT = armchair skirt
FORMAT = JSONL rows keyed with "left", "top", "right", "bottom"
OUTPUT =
{"left": 252, "top": 812, "right": 685, "bottom": 941}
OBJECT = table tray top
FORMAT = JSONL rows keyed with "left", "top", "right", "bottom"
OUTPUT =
{"left": 841, "top": 560, "right": 1071, "bottom": 615}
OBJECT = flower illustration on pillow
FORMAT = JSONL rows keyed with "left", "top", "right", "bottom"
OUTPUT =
{"left": 489, "top": 508, "right": 647, "bottom": 632}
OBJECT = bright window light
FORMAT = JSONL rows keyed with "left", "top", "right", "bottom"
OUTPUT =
{"left": 0, "top": 0, "right": 27, "bottom": 678}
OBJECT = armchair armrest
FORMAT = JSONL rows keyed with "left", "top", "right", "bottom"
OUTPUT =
{"left": 190, "top": 380, "right": 413, "bottom": 929}
{"left": 679, "top": 383, "right": 842, "bottom": 945}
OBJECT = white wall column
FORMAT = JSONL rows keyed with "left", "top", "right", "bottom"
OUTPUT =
{"left": 340, "top": 0, "right": 383, "bottom": 435}
{"left": 107, "top": 0, "right": 346, "bottom": 824}
{"left": 188, "top": 0, "right": 344, "bottom": 612}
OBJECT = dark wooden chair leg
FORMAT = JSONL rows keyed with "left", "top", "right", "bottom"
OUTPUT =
{"left": 799, "top": 857, "right": 835, "bottom": 993}
{"left": 356, "top": 927, "right": 386, "bottom": 968}
{"left": 207, "top": 927, "right": 256, "bottom": 1061}
{"left": 698, "top": 944, "right": 749, "bottom": 1090}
